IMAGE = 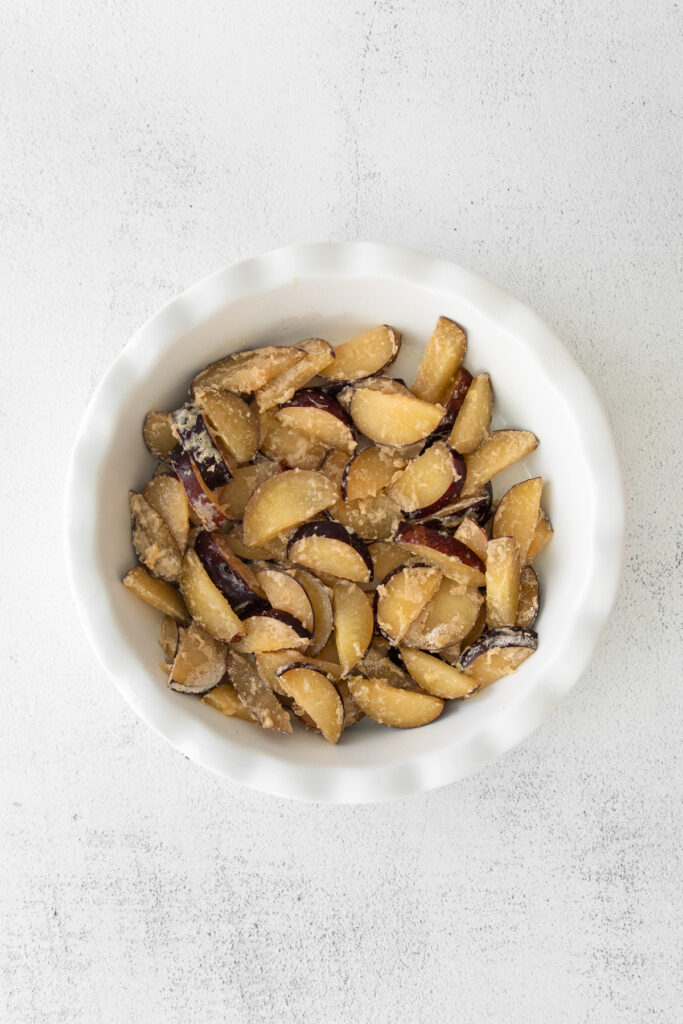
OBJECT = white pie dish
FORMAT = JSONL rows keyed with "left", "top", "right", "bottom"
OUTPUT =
{"left": 64, "top": 242, "right": 624, "bottom": 803}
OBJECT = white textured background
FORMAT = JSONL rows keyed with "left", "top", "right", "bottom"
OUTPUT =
{"left": 2, "top": 1, "right": 681, "bottom": 1021}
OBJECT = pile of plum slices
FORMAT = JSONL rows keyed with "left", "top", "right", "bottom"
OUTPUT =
{"left": 123, "top": 319, "right": 553, "bottom": 743}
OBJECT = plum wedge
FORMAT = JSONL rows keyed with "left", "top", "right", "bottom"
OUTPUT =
{"left": 341, "top": 446, "right": 404, "bottom": 501}
{"left": 359, "top": 642, "right": 415, "bottom": 690}
{"left": 217, "top": 461, "right": 281, "bottom": 520}
{"left": 318, "top": 447, "right": 351, "bottom": 493}
{"left": 192, "top": 346, "right": 303, "bottom": 395}
{"left": 348, "top": 383, "right": 445, "bottom": 447}
{"left": 129, "top": 492, "right": 182, "bottom": 582}
{"left": 143, "top": 411, "right": 177, "bottom": 462}
{"left": 346, "top": 675, "right": 444, "bottom": 729}
{"left": 275, "top": 390, "right": 356, "bottom": 454}
{"left": 122, "top": 566, "right": 190, "bottom": 624}
{"left": 439, "top": 367, "right": 473, "bottom": 427}
{"left": 516, "top": 566, "right": 540, "bottom": 628}
{"left": 453, "top": 516, "right": 488, "bottom": 564}
{"left": 368, "top": 540, "right": 416, "bottom": 584}
{"left": 332, "top": 581, "right": 374, "bottom": 675}
{"left": 447, "top": 373, "right": 493, "bottom": 455}
{"left": 395, "top": 522, "right": 486, "bottom": 587}
{"left": 194, "top": 388, "right": 260, "bottom": 465}
{"left": 194, "top": 531, "right": 268, "bottom": 616}
{"left": 492, "top": 477, "right": 543, "bottom": 565}
{"left": 255, "top": 338, "right": 335, "bottom": 411}
{"left": 485, "top": 537, "right": 521, "bottom": 628}
{"left": 459, "top": 626, "right": 537, "bottom": 685}
{"left": 255, "top": 567, "right": 315, "bottom": 633}
{"left": 337, "top": 679, "right": 365, "bottom": 727}
{"left": 276, "top": 665, "right": 344, "bottom": 743}
{"left": 171, "top": 404, "right": 234, "bottom": 489}
{"left": 257, "top": 409, "right": 330, "bottom": 470}
{"left": 201, "top": 684, "right": 259, "bottom": 724}
{"left": 411, "top": 316, "right": 467, "bottom": 404}
{"left": 255, "top": 649, "right": 341, "bottom": 695}
{"left": 527, "top": 510, "right": 554, "bottom": 562}
{"left": 326, "top": 493, "right": 400, "bottom": 542}
{"left": 159, "top": 616, "right": 180, "bottom": 663}
{"left": 389, "top": 441, "right": 466, "bottom": 518}
{"left": 288, "top": 568, "right": 334, "bottom": 655}
{"left": 376, "top": 565, "right": 442, "bottom": 643}
{"left": 226, "top": 651, "right": 292, "bottom": 733}
{"left": 462, "top": 430, "right": 538, "bottom": 496}
{"left": 399, "top": 646, "right": 479, "bottom": 700}
{"left": 231, "top": 609, "right": 311, "bottom": 654}
{"left": 142, "top": 474, "right": 190, "bottom": 555}
{"left": 319, "top": 325, "right": 401, "bottom": 382}
{"left": 168, "top": 622, "right": 228, "bottom": 695}
{"left": 170, "top": 446, "right": 229, "bottom": 531}
{"left": 402, "top": 578, "right": 483, "bottom": 651}
{"left": 242, "top": 469, "right": 338, "bottom": 547}
{"left": 179, "top": 548, "right": 244, "bottom": 643}
{"left": 416, "top": 483, "right": 493, "bottom": 528}
{"left": 287, "top": 521, "right": 373, "bottom": 584}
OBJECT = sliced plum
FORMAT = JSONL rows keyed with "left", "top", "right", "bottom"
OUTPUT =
{"left": 411, "top": 316, "right": 467, "bottom": 404}
{"left": 169, "top": 445, "right": 229, "bottom": 531}
{"left": 349, "top": 384, "right": 444, "bottom": 447}
{"left": 318, "top": 325, "right": 401, "bottom": 382}
{"left": 178, "top": 548, "right": 244, "bottom": 643}
{"left": 171, "top": 404, "right": 234, "bottom": 489}
{"left": 276, "top": 390, "right": 356, "bottom": 454}
{"left": 242, "top": 469, "right": 338, "bottom": 547}
{"left": 376, "top": 565, "right": 442, "bottom": 643}
{"left": 225, "top": 651, "right": 292, "bottom": 733}
{"left": 287, "top": 521, "right": 373, "bottom": 584}
{"left": 458, "top": 626, "right": 537, "bottom": 685}
{"left": 462, "top": 430, "right": 538, "bottom": 496}
{"left": 122, "top": 565, "right": 189, "bottom": 624}
{"left": 230, "top": 608, "right": 311, "bottom": 654}
{"left": 516, "top": 566, "right": 540, "bottom": 628}
{"left": 341, "top": 446, "right": 405, "bottom": 501}
{"left": 276, "top": 664, "right": 344, "bottom": 743}
{"left": 389, "top": 441, "right": 466, "bottom": 518}
{"left": 192, "top": 346, "right": 303, "bottom": 395}
{"left": 254, "top": 338, "right": 335, "bottom": 411}
{"left": 395, "top": 521, "right": 486, "bottom": 587}
{"left": 346, "top": 674, "right": 444, "bottom": 728}
{"left": 168, "top": 622, "right": 228, "bottom": 695}
{"left": 492, "top": 477, "right": 543, "bottom": 565}
{"left": 143, "top": 411, "right": 176, "bottom": 462}
{"left": 194, "top": 531, "right": 268, "bottom": 616}
{"left": 129, "top": 492, "right": 182, "bottom": 582}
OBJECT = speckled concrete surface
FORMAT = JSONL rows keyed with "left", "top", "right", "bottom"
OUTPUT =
{"left": 1, "top": 1, "right": 681, "bottom": 1021}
